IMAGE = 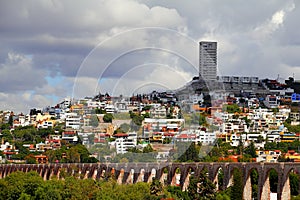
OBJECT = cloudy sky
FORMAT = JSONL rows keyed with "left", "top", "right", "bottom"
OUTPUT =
{"left": 0, "top": 0, "right": 299, "bottom": 113}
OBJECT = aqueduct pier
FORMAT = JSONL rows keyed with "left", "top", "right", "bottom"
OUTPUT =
{"left": 0, "top": 162, "right": 299, "bottom": 200}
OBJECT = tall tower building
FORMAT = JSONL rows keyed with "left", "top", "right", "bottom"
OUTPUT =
{"left": 199, "top": 41, "right": 217, "bottom": 81}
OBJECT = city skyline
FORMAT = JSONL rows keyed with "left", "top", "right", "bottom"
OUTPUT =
{"left": 0, "top": 0, "right": 299, "bottom": 113}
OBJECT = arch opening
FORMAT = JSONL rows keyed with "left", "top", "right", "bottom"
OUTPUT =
{"left": 269, "top": 168, "right": 278, "bottom": 194}
{"left": 289, "top": 170, "right": 300, "bottom": 197}
{"left": 216, "top": 167, "right": 224, "bottom": 192}
{"left": 261, "top": 168, "right": 278, "bottom": 200}
{"left": 249, "top": 168, "right": 259, "bottom": 200}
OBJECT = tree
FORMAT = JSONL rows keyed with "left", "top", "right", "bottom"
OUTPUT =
{"left": 290, "top": 172, "right": 299, "bottom": 196}
{"left": 24, "top": 154, "right": 37, "bottom": 164}
{"left": 103, "top": 113, "right": 113, "bottom": 123}
{"left": 230, "top": 168, "right": 243, "bottom": 200}
{"left": 223, "top": 104, "right": 241, "bottom": 113}
{"left": 130, "top": 114, "right": 144, "bottom": 131}
{"left": 119, "top": 123, "right": 130, "bottom": 133}
{"left": 3, "top": 171, "right": 43, "bottom": 199}
{"left": 199, "top": 113, "right": 207, "bottom": 126}
{"left": 177, "top": 142, "right": 200, "bottom": 162}
{"left": 244, "top": 142, "right": 257, "bottom": 158}
{"left": 8, "top": 115, "right": 13, "bottom": 126}
{"left": 34, "top": 179, "right": 64, "bottom": 200}
{"left": 0, "top": 129, "right": 13, "bottom": 142}
{"left": 150, "top": 178, "right": 163, "bottom": 196}
{"left": 187, "top": 170, "right": 216, "bottom": 200}
{"left": 66, "top": 147, "right": 80, "bottom": 163}
{"left": 95, "top": 108, "right": 106, "bottom": 114}
{"left": 250, "top": 170, "right": 259, "bottom": 200}
{"left": 89, "top": 114, "right": 99, "bottom": 127}
{"left": 0, "top": 123, "right": 10, "bottom": 130}
{"left": 269, "top": 169, "right": 278, "bottom": 193}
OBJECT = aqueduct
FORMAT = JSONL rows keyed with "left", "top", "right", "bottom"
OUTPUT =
{"left": 0, "top": 162, "right": 299, "bottom": 200}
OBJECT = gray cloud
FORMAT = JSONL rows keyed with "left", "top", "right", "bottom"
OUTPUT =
{"left": 0, "top": 0, "right": 299, "bottom": 112}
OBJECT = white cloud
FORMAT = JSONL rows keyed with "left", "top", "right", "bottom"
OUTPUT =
{"left": 252, "top": 1, "right": 295, "bottom": 41}
{"left": 0, "top": 92, "right": 53, "bottom": 113}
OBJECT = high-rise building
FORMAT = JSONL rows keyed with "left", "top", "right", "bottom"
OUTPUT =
{"left": 199, "top": 41, "right": 217, "bottom": 81}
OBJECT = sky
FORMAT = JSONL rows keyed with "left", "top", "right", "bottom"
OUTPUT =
{"left": 0, "top": 0, "right": 299, "bottom": 113}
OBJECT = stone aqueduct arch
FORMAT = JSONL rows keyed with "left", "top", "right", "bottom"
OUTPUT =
{"left": 0, "top": 162, "right": 300, "bottom": 200}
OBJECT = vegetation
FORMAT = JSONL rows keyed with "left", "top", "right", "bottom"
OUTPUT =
{"left": 265, "top": 140, "right": 300, "bottom": 153}
{"left": 177, "top": 142, "right": 200, "bottom": 162}
{"left": 103, "top": 113, "right": 114, "bottom": 123}
{"left": 2, "top": 164, "right": 300, "bottom": 200}
{"left": 223, "top": 104, "right": 241, "bottom": 113}
{"left": 230, "top": 168, "right": 243, "bottom": 200}
{"left": 89, "top": 115, "right": 99, "bottom": 127}
{"left": 0, "top": 167, "right": 247, "bottom": 200}
{"left": 188, "top": 170, "right": 216, "bottom": 199}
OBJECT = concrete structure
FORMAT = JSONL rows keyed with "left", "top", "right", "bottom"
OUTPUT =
{"left": 0, "top": 162, "right": 298, "bottom": 200}
{"left": 114, "top": 132, "right": 137, "bottom": 154}
{"left": 65, "top": 113, "right": 81, "bottom": 129}
{"left": 199, "top": 41, "right": 217, "bottom": 81}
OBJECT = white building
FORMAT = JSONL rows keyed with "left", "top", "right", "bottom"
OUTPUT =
{"left": 65, "top": 113, "right": 81, "bottom": 129}
{"left": 175, "top": 130, "right": 216, "bottom": 144}
{"left": 105, "top": 104, "right": 116, "bottom": 114}
{"left": 114, "top": 133, "right": 137, "bottom": 154}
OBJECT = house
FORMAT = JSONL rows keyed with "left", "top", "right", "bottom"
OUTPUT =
{"left": 284, "top": 150, "right": 300, "bottom": 162}
{"left": 65, "top": 113, "right": 81, "bottom": 129}
{"left": 62, "top": 130, "right": 79, "bottom": 144}
{"left": 256, "top": 150, "right": 281, "bottom": 163}
{"left": 35, "top": 155, "right": 48, "bottom": 164}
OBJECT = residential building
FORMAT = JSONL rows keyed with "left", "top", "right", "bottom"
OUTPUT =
{"left": 284, "top": 150, "right": 300, "bottom": 162}
{"left": 256, "top": 150, "right": 281, "bottom": 162}
{"left": 114, "top": 133, "right": 137, "bottom": 154}
{"left": 62, "top": 130, "right": 79, "bottom": 144}
{"left": 65, "top": 113, "right": 81, "bottom": 129}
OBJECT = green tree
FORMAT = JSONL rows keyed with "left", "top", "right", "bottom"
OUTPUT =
{"left": 199, "top": 113, "right": 207, "bottom": 126}
{"left": 223, "top": 104, "right": 241, "bottom": 113}
{"left": 130, "top": 114, "right": 144, "bottom": 131}
{"left": 0, "top": 123, "right": 10, "bottom": 130}
{"left": 0, "top": 129, "right": 13, "bottom": 142}
{"left": 177, "top": 142, "right": 200, "bottom": 162}
{"left": 269, "top": 169, "right": 278, "bottom": 193}
{"left": 230, "top": 168, "right": 243, "bottom": 200}
{"left": 34, "top": 179, "right": 64, "bottom": 200}
{"left": 244, "top": 142, "right": 257, "bottom": 158}
{"left": 150, "top": 178, "right": 163, "bottom": 196}
{"left": 290, "top": 172, "right": 299, "bottom": 196}
{"left": 103, "top": 113, "right": 113, "bottom": 123}
{"left": 250, "top": 170, "right": 259, "bottom": 200}
{"left": 187, "top": 170, "right": 216, "bottom": 200}
{"left": 4, "top": 171, "right": 43, "bottom": 200}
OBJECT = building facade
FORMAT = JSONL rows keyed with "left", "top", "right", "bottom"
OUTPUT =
{"left": 199, "top": 41, "right": 217, "bottom": 81}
